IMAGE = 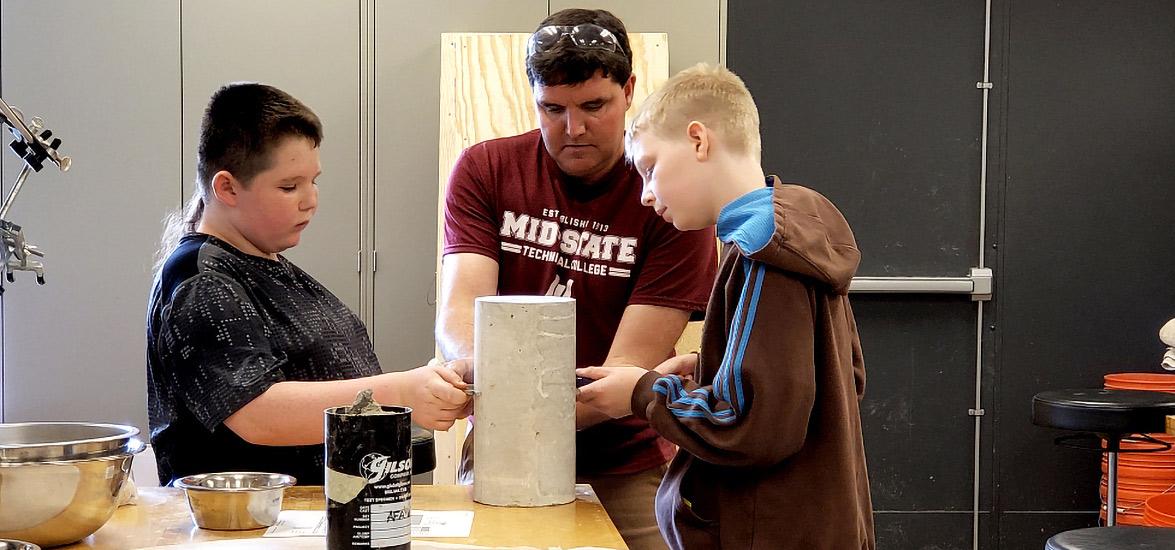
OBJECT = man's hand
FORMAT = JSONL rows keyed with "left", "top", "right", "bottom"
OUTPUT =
{"left": 574, "top": 364, "right": 650, "bottom": 419}
{"left": 443, "top": 357, "right": 474, "bottom": 384}
{"left": 442, "top": 357, "right": 475, "bottom": 418}
{"left": 395, "top": 362, "right": 471, "bottom": 430}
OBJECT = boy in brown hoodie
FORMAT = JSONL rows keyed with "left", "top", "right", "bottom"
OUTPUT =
{"left": 576, "top": 64, "right": 876, "bottom": 549}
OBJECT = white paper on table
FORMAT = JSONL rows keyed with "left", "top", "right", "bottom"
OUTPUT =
{"left": 263, "top": 509, "right": 474, "bottom": 538}
{"left": 263, "top": 510, "right": 327, "bottom": 537}
{"left": 411, "top": 510, "right": 474, "bottom": 537}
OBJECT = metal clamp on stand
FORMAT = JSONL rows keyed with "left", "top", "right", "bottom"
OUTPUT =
{"left": 0, "top": 96, "right": 72, "bottom": 292}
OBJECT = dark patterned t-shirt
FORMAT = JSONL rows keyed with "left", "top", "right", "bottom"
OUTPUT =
{"left": 146, "top": 234, "right": 380, "bottom": 486}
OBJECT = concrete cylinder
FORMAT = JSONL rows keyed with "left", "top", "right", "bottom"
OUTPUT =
{"left": 472, "top": 295, "right": 576, "bottom": 507}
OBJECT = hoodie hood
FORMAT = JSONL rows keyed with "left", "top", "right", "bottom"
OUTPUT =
{"left": 717, "top": 176, "right": 860, "bottom": 294}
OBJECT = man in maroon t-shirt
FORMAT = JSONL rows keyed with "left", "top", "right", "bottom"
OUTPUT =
{"left": 436, "top": 9, "right": 717, "bottom": 550}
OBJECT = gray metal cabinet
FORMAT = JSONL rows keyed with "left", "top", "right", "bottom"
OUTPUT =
{"left": 0, "top": 0, "right": 182, "bottom": 429}
{"left": 370, "top": 0, "right": 548, "bottom": 372}
{"left": 0, "top": 0, "right": 725, "bottom": 437}
{"left": 180, "top": 0, "right": 363, "bottom": 312}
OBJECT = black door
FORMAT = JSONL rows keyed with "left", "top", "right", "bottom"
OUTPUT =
{"left": 729, "top": 1, "right": 1175, "bottom": 549}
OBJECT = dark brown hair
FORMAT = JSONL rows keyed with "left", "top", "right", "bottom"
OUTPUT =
{"left": 526, "top": 8, "right": 633, "bottom": 87}
{"left": 196, "top": 83, "right": 323, "bottom": 187}
{"left": 155, "top": 83, "right": 322, "bottom": 270}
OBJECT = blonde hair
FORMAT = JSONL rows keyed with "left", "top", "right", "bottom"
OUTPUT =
{"left": 627, "top": 63, "right": 761, "bottom": 160}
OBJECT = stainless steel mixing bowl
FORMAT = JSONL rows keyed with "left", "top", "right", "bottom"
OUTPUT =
{"left": 174, "top": 472, "right": 296, "bottom": 530}
{"left": 0, "top": 422, "right": 143, "bottom": 547}
{"left": 0, "top": 540, "right": 39, "bottom": 550}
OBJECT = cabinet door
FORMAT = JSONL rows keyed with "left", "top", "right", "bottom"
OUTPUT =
{"left": 371, "top": 0, "right": 546, "bottom": 371}
{"left": 181, "top": 0, "right": 362, "bottom": 310}
{"left": 0, "top": 0, "right": 181, "bottom": 429}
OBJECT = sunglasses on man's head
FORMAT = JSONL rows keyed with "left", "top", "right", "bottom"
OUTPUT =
{"left": 526, "top": 24, "right": 622, "bottom": 58}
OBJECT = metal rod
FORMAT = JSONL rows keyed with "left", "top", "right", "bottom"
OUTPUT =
{"left": 972, "top": 301, "right": 985, "bottom": 548}
{"left": 849, "top": 276, "right": 975, "bottom": 294}
{"left": 357, "top": 0, "right": 377, "bottom": 328}
{"left": 849, "top": 268, "right": 992, "bottom": 299}
{"left": 0, "top": 97, "right": 39, "bottom": 146}
{"left": 1106, "top": 451, "right": 1118, "bottom": 526}
{"left": 972, "top": 1, "right": 995, "bottom": 548}
{"left": 978, "top": 0, "right": 992, "bottom": 270}
{"left": 0, "top": 165, "right": 33, "bottom": 219}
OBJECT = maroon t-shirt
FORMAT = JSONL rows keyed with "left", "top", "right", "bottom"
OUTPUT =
{"left": 444, "top": 129, "right": 718, "bottom": 475}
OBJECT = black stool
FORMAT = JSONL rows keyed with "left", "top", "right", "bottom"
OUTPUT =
{"left": 411, "top": 425, "right": 436, "bottom": 476}
{"left": 1045, "top": 526, "right": 1175, "bottom": 549}
{"left": 1032, "top": 389, "right": 1175, "bottom": 526}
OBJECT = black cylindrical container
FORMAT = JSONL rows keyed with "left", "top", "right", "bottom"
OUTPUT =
{"left": 325, "top": 405, "right": 413, "bottom": 549}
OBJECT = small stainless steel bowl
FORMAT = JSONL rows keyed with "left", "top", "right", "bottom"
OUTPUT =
{"left": 174, "top": 472, "right": 296, "bottom": 530}
{"left": 0, "top": 540, "right": 39, "bottom": 550}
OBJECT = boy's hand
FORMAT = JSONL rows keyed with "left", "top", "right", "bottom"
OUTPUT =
{"left": 399, "top": 362, "right": 471, "bottom": 430}
{"left": 654, "top": 352, "right": 699, "bottom": 380}
{"left": 575, "top": 364, "right": 649, "bottom": 418}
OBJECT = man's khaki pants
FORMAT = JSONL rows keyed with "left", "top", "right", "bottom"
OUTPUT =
{"left": 580, "top": 465, "right": 671, "bottom": 550}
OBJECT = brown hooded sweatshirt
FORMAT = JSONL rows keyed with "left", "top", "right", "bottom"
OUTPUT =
{"left": 632, "top": 177, "right": 875, "bottom": 549}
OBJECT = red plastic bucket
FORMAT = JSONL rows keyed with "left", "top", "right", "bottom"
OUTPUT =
{"left": 1143, "top": 493, "right": 1175, "bottom": 526}
{"left": 1104, "top": 373, "right": 1175, "bottom": 392}
{"left": 1098, "top": 374, "right": 1175, "bottom": 524}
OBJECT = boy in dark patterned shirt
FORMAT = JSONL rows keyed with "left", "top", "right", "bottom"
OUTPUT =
{"left": 148, "top": 83, "right": 470, "bottom": 485}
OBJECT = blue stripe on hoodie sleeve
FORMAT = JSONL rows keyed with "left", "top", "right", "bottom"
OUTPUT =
{"left": 653, "top": 376, "right": 736, "bottom": 424}
{"left": 730, "top": 260, "right": 767, "bottom": 411}
{"left": 715, "top": 257, "right": 755, "bottom": 404}
{"left": 717, "top": 186, "right": 775, "bottom": 254}
{"left": 651, "top": 258, "right": 768, "bottom": 425}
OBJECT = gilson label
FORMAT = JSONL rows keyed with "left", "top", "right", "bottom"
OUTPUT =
{"left": 360, "top": 453, "right": 413, "bottom": 484}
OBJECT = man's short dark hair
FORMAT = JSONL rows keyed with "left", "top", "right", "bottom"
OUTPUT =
{"left": 196, "top": 83, "right": 323, "bottom": 187}
{"left": 526, "top": 8, "right": 633, "bottom": 87}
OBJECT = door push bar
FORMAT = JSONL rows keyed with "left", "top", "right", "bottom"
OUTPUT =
{"left": 849, "top": 267, "right": 993, "bottom": 301}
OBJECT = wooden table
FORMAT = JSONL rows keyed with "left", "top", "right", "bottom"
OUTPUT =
{"left": 59, "top": 485, "right": 626, "bottom": 549}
